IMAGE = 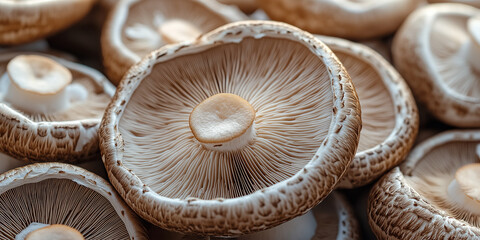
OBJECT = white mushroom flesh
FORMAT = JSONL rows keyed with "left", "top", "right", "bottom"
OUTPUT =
{"left": 119, "top": 37, "right": 333, "bottom": 200}
{"left": 0, "top": 179, "right": 130, "bottom": 239}
{"left": 19, "top": 224, "right": 84, "bottom": 240}
{"left": 431, "top": 15, "right": 480, "bottom": 98}
{"left": 0, "top": 56, "right": 110, "bottom": 122}
{"left": 405, "top": 142, "right": 480, "bottom": 227}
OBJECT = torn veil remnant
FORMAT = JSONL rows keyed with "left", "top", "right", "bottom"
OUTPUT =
{"left": 393, "top": 3, "right": 480, "bottom": 127}
{"left": 101, "top": 0, "right": 247, "bottom": 85}
{"left": 369, "top": 130, "right": 480, "bottom": 239}
{"left": 0, "top": 163, "right": 147, "bottom": 240}
{"left": 0, "top": 52, "right": 114, "bottom": 163}
{"left": 100, "top": 21, "right": 362, "bottom": 236}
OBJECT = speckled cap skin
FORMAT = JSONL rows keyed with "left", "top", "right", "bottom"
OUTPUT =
{"left": 316, "top": 36, "right": 419, "bottom": 188}
{"left": 0, "top": 52, "right": 115, "bottom": 163}
{"left": 100, "top": 21, "right": 362, "bottom": 236}
{"left": 369, "top": 130, "right": 480, "bottom": 240}
{"left": 0, "top": 162, "right": 147, "bottom": 239}
{"left": 0, "top": 0, "right": 97, "bottom": 45}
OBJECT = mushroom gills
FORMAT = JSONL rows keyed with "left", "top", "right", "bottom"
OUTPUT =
{"left": 17, "top": 223, "right": 84, "bottom": 240}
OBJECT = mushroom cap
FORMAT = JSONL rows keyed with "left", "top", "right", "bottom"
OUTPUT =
{"left": 316, "top": 36, "right": 418, "bottom": 188}
{"left": 257, "top": 0, "right": 419, "bottom": 39}
{"left": 0, "top": 0, "right": 97, "bottom": 45}
{"left": 368, "top": 130, "right": 480, "bottom": 239}
{"left": 239, "top": 191, "right": 360, "bottom": 240}
{"left": 100, "top": 21, "right": 361, "bottom": 235}
{"left": 0, "top": 162, "right": 147, "bottom": 239}
{"left": 427, "top": 0, "right": 480, "bottom": 8}
{"left": 0, "top": 52, "right": 115, "bottom": 163}
{"left": 101, "top": 0, "right": 247, "bottom": 85}
{"left": 392, "top": 3, "right": 480, "bottom": 127}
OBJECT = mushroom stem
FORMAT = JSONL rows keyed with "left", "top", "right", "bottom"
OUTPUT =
{"left": 2, "top": 55, "right": 80, "bottom": 115}
{"left": 189, "top": 93, "right": 256, "bottom": 152}
{"left": 467, "top": 16, "right": 480, "bottom": 73}
{"left": 447, "top": 163, "right": 480, "bottom": 215}
{"left": 16, "top": 223, "right": 84, "bottom": 240}
{"left": 157, "top": 19, "right": 202, "bottom": 44}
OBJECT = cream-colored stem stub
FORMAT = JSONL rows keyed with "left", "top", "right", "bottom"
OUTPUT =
{"left": 189, "top": 93, "right": 255, "bottom": 152}
{"left": 157, "top": 19, "right": 202, "bottom": 44}
{"left": 16, "top": 223, "right": 84, "bottom": 240}
{"left": 468, "top": 16, "right": 480, "bottom": 73}
{"left": 2, "top": 55, "right": 84, "bottom": 115}
{"left": 447, "top": 163, "right": 480, "bottom": 215}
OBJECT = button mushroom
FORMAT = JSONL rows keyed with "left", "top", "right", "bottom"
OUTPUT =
{"left": 0, "top": 0, "right": 97, "bottom": 45}
{"left": 0, "top": 163, "right": 147, "bottom": 239}
{"left": 100, "top": 21, "right": 362, "bottom": 235}
{"left": 393, "top": 3, "right": 480, "bottom": 127}
{"left": 257, "top": 0, "right": 420, "bottom": 39}
{"left": 0, "top": 52, "right": 115, "bottom": 162}
{"left": 101, "top": 0, "right": 247, "bottom": 85}
{"left": 369, "top": 130, "right": 480, "bottom": 239}
{"left": 315, "top": 36, "right": 419, "bottom": 188}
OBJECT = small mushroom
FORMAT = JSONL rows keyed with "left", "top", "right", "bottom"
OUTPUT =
{"left": 316, "top": 36, "right": 419, "bottom": 188}
{"left": 0, "top": 52, "right": 115, "bottom": 162}
{"left": 239, "top": 192, "right": 360, "bottom": 240}
{"left": 101, "top": 0, "right": 247, "bottom": 85}
{"left": 0, "top": 0, "right": 97, "bottom": 45}
{"left": 0, "top": 163, "right": 147, "bottom": 239}
{"left": 393, "top": 3, "right": 480, "bottom": 127}
{"left": 257, "top": 0, "right": 420, "bottom": 39}
{"left": 369, "top": 130, "right": 480, "bottom": 239}
{"left": 100, "top": 21, "right": 362, "bottom": 235}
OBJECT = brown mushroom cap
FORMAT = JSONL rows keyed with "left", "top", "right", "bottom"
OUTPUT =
{"left": 257, "top": 0, "right": 419, "bottom": 39}
{"left": 0, "top": 52, "right": 114, "bottom": 163}
{"left": 0, "top": 163, "right": 147, "bottom": 239}
{"left": 316, "top": 36, "right": 418, "bottom": 188}
{"left": 0, "top": 0, "right": 97, "bottom": 45}
{"left": 100, "top": 21, "right": 361, "bottom": 235}
{"left": 393, "top": 3, "right": 480, "bottom": 127}
{"left": 369, "top": 130, "right": 480, "bottom": 239}
{"left": 101, "top": 0, "right": 247, "bottom": 85}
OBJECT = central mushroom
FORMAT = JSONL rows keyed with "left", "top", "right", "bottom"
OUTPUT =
{"left": 100, "top": 21, "right": 361, "bottom": 235}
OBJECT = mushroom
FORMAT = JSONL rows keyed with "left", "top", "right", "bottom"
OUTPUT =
{"left": 427, "top": 0, "right": 480, "bottom": 8}
{"left": 368, "top": 130, "right": 480, "bottom": 239}
{"left": 101, "top": 0, "right": 247, "bottom": 85}
{"left": 0, "top": 0, "right": 97, "bottom": 45}
{"left": 0, "top": 162, "right": 147, "bottom": 239}
{"left": 392, "top": 3, "right": 480, "bottom": 127}
{"left": 239, "top": 192, "right": 360, "bottom": 240}
{"left": 257, "top": 0, "right": 420, "bottom": 39}
{"left": 0, "top": 52, "right": 115, "bottom": 162}
{"left": 100, "top": 21, "right": 362, "bottom": 235}
{"left": 314, "top": 35, "right": 418, "bottom": 188}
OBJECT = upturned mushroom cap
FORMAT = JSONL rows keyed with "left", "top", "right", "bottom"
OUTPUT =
{"left": 101, "top": 0, "right": 247, "bottom": 85}
{"left": 0, "top": 52, "right": 115, "bottom": 162}
{"left": 0, "top": 163, "right": 147, "bottom": 239}
{"left": 369, "top": 130, "right": 480, "bottom": 239}
{"left": 0, "top": 0, "right": 97, "bottom": 45}
{"left": 100, "top": 21, "right": 362, "bottom": 235}
{"left": 239, "top": 192, "right": 360, "bottom": 240}
{"left": 393, "top": 3, "right": 480, "bottom": 127}
{"left": 315, "top": 36, "right": 418, "bottom": 188}
{"left": 257, "top": 0, "right": 420, "bottom": 39}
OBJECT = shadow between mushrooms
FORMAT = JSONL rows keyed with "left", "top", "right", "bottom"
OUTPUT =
{"left": 316, "top": 36, "right": 419, "bottom": 188}
{"left": 100, "top": 21, "right": 362, "bottom": 236}
{"left": 0, "top": 52, "right": 114, "bottom": 163}
{"left": 101, "top": 0, "right": 247, "bottom": 85}
{"left": 369, "top": 130, "right": 480, "bottom": 239}
{"left": 393, "top": 3, "right": 480, "bottom": 127}
{"left": 0, "top": 163, "right": 147, "bottom": 239}
{"left": 0, "top": 0, "right": 97, "bottom": 45}
{"left": 257, "top": 0, "right": 419, "bottom": 39}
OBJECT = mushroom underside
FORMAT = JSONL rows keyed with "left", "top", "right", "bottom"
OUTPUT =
{"left": 118, "top": 37, "right": 333, "bottom": 200}
{"left": 404, "top": 141, "right": 480, "bottom": 227}
{"left": 0, "top": 178, "right": 129, "bottom": 239}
